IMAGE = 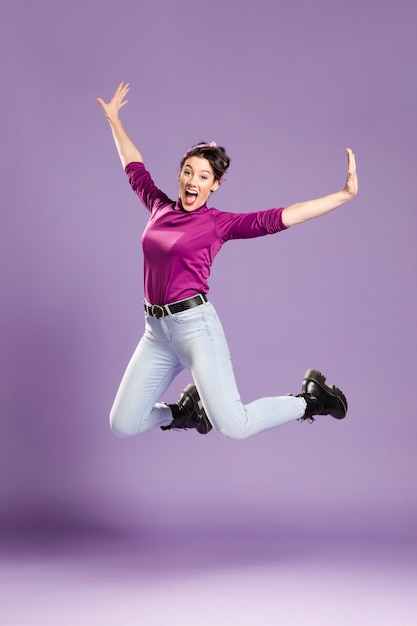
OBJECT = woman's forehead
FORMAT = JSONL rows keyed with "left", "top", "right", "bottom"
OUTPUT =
{"left": 183, "top": 156, "right": 213, "bottom": 173}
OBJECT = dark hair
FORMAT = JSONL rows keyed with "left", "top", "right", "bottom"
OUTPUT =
{"left": 179, "top": 141, "right": 231, "bottom": 182}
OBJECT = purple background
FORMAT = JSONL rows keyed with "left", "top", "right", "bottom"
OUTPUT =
{"left": 1, "top": 0, "right": 416, "bottom": 548}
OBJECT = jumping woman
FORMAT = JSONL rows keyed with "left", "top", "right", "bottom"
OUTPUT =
{"left": 97, "top": 82, "right": 358, "bottom": 439}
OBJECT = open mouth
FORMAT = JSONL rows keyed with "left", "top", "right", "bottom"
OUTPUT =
{"left": 184, "top": 188, "right": 198, "bottom": 205}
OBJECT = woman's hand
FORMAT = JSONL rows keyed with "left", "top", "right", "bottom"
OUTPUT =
{"left": 96, "top": 82, "right": 143, "bottom": 167}
{"left": 344, "top": 148, "right": 358, "bottom": 198}
{"left": 281, "top": 148, "right": 359, "bottom": 227}
{"left": 96, "top": 81, "right": 130, "bottom": 122}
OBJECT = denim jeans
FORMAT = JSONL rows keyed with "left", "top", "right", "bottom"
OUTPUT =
{"left": 109, "top": 301, "right": 306, "bottom": 439}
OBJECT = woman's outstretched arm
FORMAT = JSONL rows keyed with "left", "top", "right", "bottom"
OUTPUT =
{"left": 97, "top": 82, "right": 144, "bottom": 168}
{"left": 281, "top": 148, "right": 358, "bottom": 227}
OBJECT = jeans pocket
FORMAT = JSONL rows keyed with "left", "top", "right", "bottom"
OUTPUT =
{"left": 170, "top": 306, "right": 204, "bottom": 324}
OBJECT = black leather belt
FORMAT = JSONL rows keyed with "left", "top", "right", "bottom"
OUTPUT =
{"left": 144, "top": 294, "right": 207, "bottom": 319}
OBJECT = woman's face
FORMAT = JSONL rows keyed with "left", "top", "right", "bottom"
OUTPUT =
{"left": 178, "top": 156, "right": 219, "bottom": 212}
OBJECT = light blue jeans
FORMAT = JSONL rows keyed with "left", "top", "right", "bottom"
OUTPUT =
{"left": 109, "top": 301, "right": 306, "bottom": 439}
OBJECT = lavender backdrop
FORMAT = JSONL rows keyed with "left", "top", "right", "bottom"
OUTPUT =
{"left": 1, "top": 0, "right": 416, "bottom": 543}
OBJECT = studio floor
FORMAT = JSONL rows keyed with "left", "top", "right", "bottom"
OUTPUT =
{"left": 1, "top": 532, "right": 416, "bottom": 625}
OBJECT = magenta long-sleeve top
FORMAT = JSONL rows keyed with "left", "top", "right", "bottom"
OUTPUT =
{"left": 125, "top": 162, "right": 288, "bottom": 306}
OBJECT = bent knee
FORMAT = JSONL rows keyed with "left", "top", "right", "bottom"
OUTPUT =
{"left": 109, "top": 411, "right": 140, "bottom": 438}
{"left": 217, "top": 425, "right": 251, "bottom": 441}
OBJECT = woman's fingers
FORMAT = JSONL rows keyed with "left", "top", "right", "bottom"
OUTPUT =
{"left": 112, "top": 82, "right": 130, "bottom": 108}
{"left": 346, "top": 147, "right": 356, "bottom": 172}
{"left": 97, "top": 82, "right": 130, "bottom": 117}
{"left": 345, "top": 148, "right": 358, "bottom": 196}
{"left": 115, "top": 81, "right": 129, "bottom": 102}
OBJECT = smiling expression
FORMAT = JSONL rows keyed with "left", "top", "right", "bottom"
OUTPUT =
{"left": 178, "top": 156, "right": 219, "bottom": 212}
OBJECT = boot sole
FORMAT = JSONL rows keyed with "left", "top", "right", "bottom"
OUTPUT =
{"left": 180, "top": 384, "right": 213, "bottom": 434}
{"left": 302, "top": 369, "right": 348, "bottom": 419}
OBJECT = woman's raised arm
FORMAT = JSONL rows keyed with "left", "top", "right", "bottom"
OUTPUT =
{"left": 97, "top": 82, "right": 144, "bottom": 168}
{"left": 281, "top": 149, "right": 358, "bottom": 227}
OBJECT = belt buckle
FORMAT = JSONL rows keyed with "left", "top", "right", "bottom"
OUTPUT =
{"left": 151, "top": 304, "right": 165, "bottom": 319}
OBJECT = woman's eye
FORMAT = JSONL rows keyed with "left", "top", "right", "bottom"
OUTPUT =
{"left": 201, "top": 176, "right": 207, "bottom": 180}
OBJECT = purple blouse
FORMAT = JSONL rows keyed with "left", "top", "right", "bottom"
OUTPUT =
{"left": 125, "top": 162, "right": 288, "bottom": 305}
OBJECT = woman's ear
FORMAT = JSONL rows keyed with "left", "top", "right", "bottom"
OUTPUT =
{"left": 211, "top": 180, "right": 220, "bottom": 192}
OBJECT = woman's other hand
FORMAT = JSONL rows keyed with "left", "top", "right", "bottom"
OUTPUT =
{"left": 344, "top": 148, "right": 358, "bottom": 198}
{"left": 97, "top": 81, "right": 130, "bottom": 122}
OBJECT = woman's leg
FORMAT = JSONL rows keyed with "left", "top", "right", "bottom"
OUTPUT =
{"left": 109, "top": 316, "right": 184, "bottom": 437}
{"left": 167, "top": 303, "right": 306, "bottom": 440}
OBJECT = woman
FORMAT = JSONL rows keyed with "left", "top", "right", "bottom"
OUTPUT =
{"left": 97, "top": 82, "right": 358, "bottom": 440}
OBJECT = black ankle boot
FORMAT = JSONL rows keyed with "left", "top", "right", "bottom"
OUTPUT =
{"left": 161, "top": 384, "right": 212, "bottom": 434}
{"left": 297, "top": 369, "right": 348, "bottom": 422}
